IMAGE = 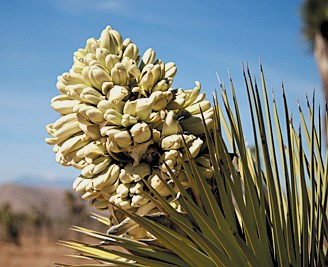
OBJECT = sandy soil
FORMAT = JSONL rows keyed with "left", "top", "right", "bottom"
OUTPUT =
{"left": 0, "top": 234, "right": 92, "bottom": 267}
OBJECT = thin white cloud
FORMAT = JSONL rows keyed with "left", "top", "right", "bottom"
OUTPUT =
{"left": 53, "top": 0, "right": 184, "bottom": 28}
{"left": 96, "top": 0, "right": 122, "bottom": 10}
{"left": 54, "top": 0, "right": 125, "bottom": 14}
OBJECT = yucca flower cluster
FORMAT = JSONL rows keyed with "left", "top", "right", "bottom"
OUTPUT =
{"left": 46, "top": 26, "right": 213, "bottom": 219}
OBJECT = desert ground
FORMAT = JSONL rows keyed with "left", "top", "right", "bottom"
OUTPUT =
{"left": 0, "top": 233, "right": 95, "bottom": 267}
{"left": 0, "top": 184, "right": 109, "bottom": 267}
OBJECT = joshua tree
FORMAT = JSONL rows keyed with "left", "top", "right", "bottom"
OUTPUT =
{"left": 301, "top": 0, "right": 328, "bottom": 98}
{"left": 59, "top": 65, "right": 328, "bottom": 266}
{"left": 64, "top": 191, "right": 87, "bottom": 226}
{"left": 0, "top": 203, "right": 21, "bottom": 246}
{"left": 45, "top": 25, "right": 328, "bottom": 266}
{"left": 30, "top": 202, "right": 52, "bottom": 242}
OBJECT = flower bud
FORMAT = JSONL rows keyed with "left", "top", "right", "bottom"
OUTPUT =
{"left": 100, "top": 26, "right": 122, "bottom": 55}
{"left": 111, "top": 63, "right": 129, "bottom": 86}
{"left": 73, "top": 48, "right": 87, "bottom": 63}
{"left": 86, "top": 38, "right": 99, "bottom": 54}
{"left": 130, "top": 122, "right": 151, "bottom": 143}
{"left": 152, "top": 129, "right": 161, "bottom": 143}
{"left": 166, "top": 96, "right": 185, "bottom": 110}
{"left": 122, "top": 42, "right": 139, "bottom": 61}
{"left": 59, "top": 134, "right": 90, "bottom": 156}
{"left": 78, "top": 139, "right": 107, "bottom": 159}
{"left": 118, "top": 199, "right": 131, "bottom": 209}
{"left": 105, "top": 54, "right": 120, "bottom": 72}
{"left": 107, "top": 85, "right": 129, "bottom": 104}
{"left": 109, "top": 130, "right": 132, "bottom": 149}
{"left": 186, "top": 137, "right": 203, "bottom": 158}
{"left": 124, "top": 98, "right": 154, "bottom": 121}
{"left": 164, "top": 62, "right": 177, "bottom": 78}
{"left": 91, "top": 163, "right": 120, "bottom": 190}
{"left": 121, "top": 57, "right": 140, "bottom": 79}
{"left": 64, "top": 84, "right": 85, "bottom": 100}
{"left": 160, "top": 150, "right": 180, "bottom": 172}
{"left": 104, "top": 109, "right": 123, "bottom": 125}
{"left": 152, "top": 79, "right": 171, "bottom": 92}
{"left": 161, "top": 134, "right": 182, "bottom": 150}
{"left": 77, "top": 113, "right": 102, "bottom": 140}
{"left": 131, "top": 195, "right": 148, "bottom": 207}
{"left": 149, "top": 91, "right": 172, "bottom": 111}
{"left": 122, "top": 38, "right": 131, "bottom": 49}
{"left": 101, "top": 179, "right": 120, "bottom": 197}
{"left": 140, "top": 48, "right": 156, "bottom": 70}
{"left": 139, "top": 64, "right": 162, "bottom": 92}
{"left": 98, "top": 99, "right": 124, "bottom": 113}
{"left": 146, "top": 112, "right": 162, "bottom": 126}
{"left": 184, "top": 100, "right": 211, "bottom": 115}
{"left": 80, "top": 87, "right": 104, "bottom": 105}
{"left": 129, "top": 181, "right": 144, "bottom": 194}
{"left": 116, "top": 183, "right": 130, "bottom": 198}
{"left": 96, "top": 47, "right": 110, "bottom": 67}
{"left": 51, "top": 95, "right": 81, "bottom": 115}
{"left": 183, "top": 81, "right": 201, "bottom": 107}
{"left": 58, "top": 71, "right": 91, "bottom": 86}
{"left": 149, "top": 170, "right": 171, "bottom": 196}
{"left": 88, "top": 65, "right": 111, "bottom": 90}
{"left": 121, "top": 114, "right": 138, "bottom": 127}
{"left": 84, "top": 54, "right": 97, "bottom": 65}
{"left": 162, "top": 111, "right": 181, "bottom": 137}
{"left": 86, "top": 107, "right": 105, "bottom": 124}
{"left": 90, "top": 198, "right": 108, "bottom": 210}
{"left": 119, "top": 163, "right": 151, "bottom": 184}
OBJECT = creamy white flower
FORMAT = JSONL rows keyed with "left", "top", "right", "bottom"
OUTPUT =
{"left": 46, "top": 25, "right": 213, "bottom": 229}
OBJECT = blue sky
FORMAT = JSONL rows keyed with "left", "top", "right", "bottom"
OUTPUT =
{"left": 0, "top": 0, "right": 322, "bottom": 185}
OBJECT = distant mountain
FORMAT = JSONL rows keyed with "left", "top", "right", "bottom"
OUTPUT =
{"left": 0, "top": 183, "right": 104, "bottom": 219}
{"left": 11, "top": 175, "right": 73, "bottom": 189}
